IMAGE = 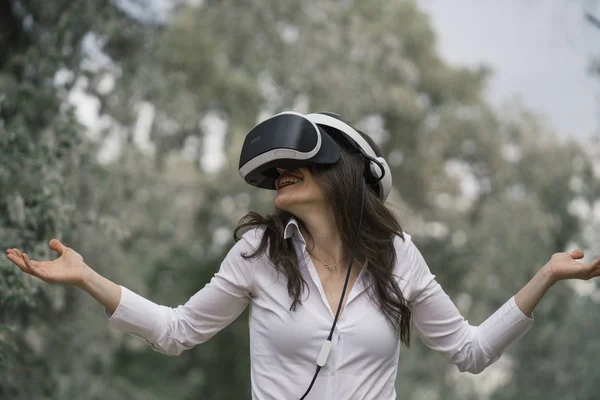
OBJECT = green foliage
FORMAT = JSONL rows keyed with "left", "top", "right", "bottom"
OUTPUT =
{"left": 0, "top": 0, "right": 157, "bottom": 398}
{"left": 0, "top": 1, "right": 87, "bottom": 389}
{"left": 0, "top": 91, "right": 82, "bottom": 399}
{"left": 2, "top": 0, "right": 600, "bottom": 399}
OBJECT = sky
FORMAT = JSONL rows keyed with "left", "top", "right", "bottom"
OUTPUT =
{"left": 418, "top": 1, "right": 600, "bottom": 295}
{"left": 71, "top": 0, "right": 600, "bottom": 166}
{"left": 418, "top": 0, "right": 600, "bottom": 140}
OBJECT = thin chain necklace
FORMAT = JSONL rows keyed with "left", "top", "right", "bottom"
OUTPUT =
{"left": 306, "top": 249, "right": 340, "bottom": 271}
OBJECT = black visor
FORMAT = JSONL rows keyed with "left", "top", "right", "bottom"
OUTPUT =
{"left": 238, "top": 112, "right": 341, "bottom": 190}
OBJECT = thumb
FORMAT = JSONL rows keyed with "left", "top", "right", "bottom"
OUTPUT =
{"left": 569, "top": 249, "right": 584, "bottom": 260}
{"left": 49, "top": 239, "right": 66, "bottom": 255}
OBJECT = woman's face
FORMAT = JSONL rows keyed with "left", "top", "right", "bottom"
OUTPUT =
{"left": 273, "top": 167, "right": 328, "bottom": 213}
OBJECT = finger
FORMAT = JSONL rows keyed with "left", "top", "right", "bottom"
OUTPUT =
{"left": 581, "top": 257, "right": 600, "bottom": 278}
{"left": 48, "top": 239, "right": 66, "bottom": 255}
{"left": 7, "top": 253, "right": 31, "bottom": 273}
{"left": 11, "top": 248, "right": 24, "bottom": 258}
{"left": 570, "top": 249, "right": 584, "bottom": 260}
{"left": 589, "top": 263, "right": 600, "bottom": 278}
{"left": 583, "top": 256, "right": 600, "bottom": 269}
{"left": 22, "top": 253, "right": 46, "bottom": 279}
{"left": 591, "top": 257, "right": 600, "bottom": 273}
{"left": 22, "top": 253, "right": 39, "bottom": 271}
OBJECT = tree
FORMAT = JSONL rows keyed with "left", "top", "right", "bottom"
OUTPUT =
{"left": 4, "top": 0, "right": 600, "bottom": 398}
{"left": 0, "top": 1, "right": 161, "bottom": 398}
{"left": 100, "top": 1, "right": 600, "bottom": 398}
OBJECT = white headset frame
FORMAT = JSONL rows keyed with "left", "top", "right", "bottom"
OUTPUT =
{"left": 305, "top": 113, "right": 392, "bottom": 202}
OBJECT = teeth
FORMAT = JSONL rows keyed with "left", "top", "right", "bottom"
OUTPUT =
{"left": 279, "top": 177, "right": 301, "bottom": 188}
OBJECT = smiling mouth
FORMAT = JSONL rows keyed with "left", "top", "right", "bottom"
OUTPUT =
{"left": 278, "top": 181, "right": 299, "bottom": 189}
{"left": 277, "top": 175, "right": 303, "bottom": 190}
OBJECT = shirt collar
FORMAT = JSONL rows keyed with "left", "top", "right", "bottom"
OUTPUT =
{"left": 284, "top": 216, "right": 370, "bottom": 286}
{"left": 284, "top": 216, "right": 301, "bottom": 240}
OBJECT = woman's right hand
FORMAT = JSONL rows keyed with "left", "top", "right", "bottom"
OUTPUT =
{"left": 5, "top": 239, "right": 88, "bottom": 286}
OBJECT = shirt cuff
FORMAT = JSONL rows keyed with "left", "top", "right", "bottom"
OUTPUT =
{"left": 105, "top": 285, "right": 165, "bottom": 344}
{"left": 478, "top": 295, "right": 534, "bottom": 356}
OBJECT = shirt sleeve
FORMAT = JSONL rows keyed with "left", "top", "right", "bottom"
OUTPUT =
{"left": 396, "top": 234, "right": 534, "bottom": 374}
{"left": 105, "top": 229, "right": 262, "bottom": 356}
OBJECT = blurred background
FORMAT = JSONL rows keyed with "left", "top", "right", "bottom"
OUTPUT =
{"left": 1, "top": 1, "right": 600, "bottom": 399}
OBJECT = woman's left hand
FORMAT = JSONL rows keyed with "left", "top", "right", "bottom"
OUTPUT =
{"left": 515, "top": 249, "right": 599, "bottom": 317}
{"left": 545, "top": 249, "right": 600, "bottom": 284}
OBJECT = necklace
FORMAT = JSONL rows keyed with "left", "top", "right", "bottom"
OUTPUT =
{"left": 306, "top": 250, "right": 340, "bottom": 271}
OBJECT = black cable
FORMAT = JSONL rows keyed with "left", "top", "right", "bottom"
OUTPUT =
{"left": 298, "top": 177, "right": 367, "bottom": 399}
{"left": 358, "top": 148, "right": 385, "bottom": 185}
{"left": 299, "top": 365, "right": 321, "bottom": 400}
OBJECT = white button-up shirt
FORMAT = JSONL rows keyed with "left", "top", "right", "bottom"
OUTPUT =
{"left": 106, "top": 218, "right": 533, "bottom": 399}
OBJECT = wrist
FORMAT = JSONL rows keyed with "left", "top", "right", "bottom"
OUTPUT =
{"left": 76, "top": 264, "right": 95, "bottom": 290}
{"left": 540, "top": 262, "right": 558, "bottom": 288}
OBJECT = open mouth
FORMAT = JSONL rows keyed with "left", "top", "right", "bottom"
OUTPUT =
{"left": 277, "top": 175, "right": 303, "bottom": 190}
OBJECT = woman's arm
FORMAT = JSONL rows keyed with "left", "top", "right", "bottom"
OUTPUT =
{"left": 400, "top": 236, "right": 600, "bottom": 375}
{"left": 79, "top": 266, "right": 122, "bottom": 315}
{"left": 6, "top": 231, "right": 259, "bottom": 355}
{"left": 514, "top": 249, "right": 600, "bottom": 316}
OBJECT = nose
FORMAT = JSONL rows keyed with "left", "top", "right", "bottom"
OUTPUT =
{"left": 276, "top": 168, "right": 287, "bottom": 175}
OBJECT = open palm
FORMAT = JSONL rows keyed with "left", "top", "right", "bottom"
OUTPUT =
{"left": 5, "top": 239, "right": 87, "bottom": 286}
{"left": 547, "top": 249, "right": 600, "bottom": 283}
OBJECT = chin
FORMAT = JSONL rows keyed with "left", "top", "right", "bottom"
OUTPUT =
{"left": 275, "top": 197, "right": 326, "bottom": 220}
{"left": 274, "top": 192, "right": 308, "bottom": 212}
{"left": 273, "top": 193, "right": 295, "bottom": 211}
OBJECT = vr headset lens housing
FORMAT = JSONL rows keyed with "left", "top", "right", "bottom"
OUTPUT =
{"left": 238, "top": 112, "right": 341, "bottom": 189}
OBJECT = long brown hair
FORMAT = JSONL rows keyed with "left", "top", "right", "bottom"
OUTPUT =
{"left": 233, "top": 127, "right": 412, "bottom": 346}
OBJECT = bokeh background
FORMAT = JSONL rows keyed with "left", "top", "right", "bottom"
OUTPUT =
{"left": 2, "top": 1, "right": 600, "bottom": 399}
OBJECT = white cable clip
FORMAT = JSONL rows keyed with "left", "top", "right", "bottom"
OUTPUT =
{"left": 317, "top": 340, "right": 332, "bottom": 367}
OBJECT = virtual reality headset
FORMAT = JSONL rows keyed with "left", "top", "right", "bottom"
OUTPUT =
{"left": 238, "top": 111, "right": 392, "bottom": 201}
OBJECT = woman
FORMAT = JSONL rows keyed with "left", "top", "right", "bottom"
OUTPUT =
{"left": 6, "top": 112, "right": 600, "bottom": 399}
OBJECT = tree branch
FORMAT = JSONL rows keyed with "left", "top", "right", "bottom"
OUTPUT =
{"left": 585, "top": 12, "right": 600, "bottom": 31}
